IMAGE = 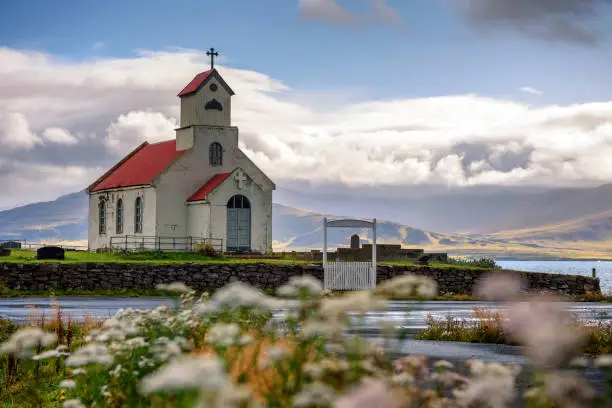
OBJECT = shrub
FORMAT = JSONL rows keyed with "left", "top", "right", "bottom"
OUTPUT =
{"left": 446, "top": 256, "right": 500, "bottom": 269}
{"left": 195, "top": 242, "right": 221, "bottom": 257}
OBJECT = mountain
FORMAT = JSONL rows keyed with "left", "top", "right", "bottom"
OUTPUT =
{"left": 274, "top": 182, "right": 612, "bottom": 234}
{"left": 4, "top": 185, "right": 612, "bottom": 259}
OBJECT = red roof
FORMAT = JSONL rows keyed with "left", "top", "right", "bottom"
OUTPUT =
{"left": 187, "top": 172, "right": 233, "bottom": 202}
{"left": 89, "top": 140, "right": 184, "bottom": 192}
{"left": 177, "top": 69, "right": 235, "bottom": 97}
{"left": 178, "top": 69, "right": 215, "bottom": 97}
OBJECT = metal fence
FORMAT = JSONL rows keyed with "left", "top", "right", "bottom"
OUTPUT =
{"left": 108, "top": 235, "right": 223, "bottom": 253}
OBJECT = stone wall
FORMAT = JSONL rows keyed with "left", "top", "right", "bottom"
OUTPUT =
{"left": 0, "top": 262, "right": 601, "bottom": 297}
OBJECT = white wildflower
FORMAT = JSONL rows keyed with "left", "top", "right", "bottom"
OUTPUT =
{"left": 63, "top": 399, "right": 86, "bottom": 408}
{"left": 293, "top": 382, "right": 337, "bottom": 408}
{"left": 71, "top": 368, "right": 87, "bottom": 375}
{"left": 66, "top": 343, "right": 113, "bottom": 367}
{"left": 434, "top": 360, "right": 455, "bottom": 371}
{"left": 195, "top": 281, "right": 284, "bottom": 315}
{"left": 543, "top": 371, "right": 597, "bottom": 408}
{"left": 0, "top": 327, "right": 57, "bottom": 358}
{"left": 594, "top": 354, "right": 612, "bottom": 368}
{"left": 334, "top": 378, "right": 400, "bottom": 408}
{"left": 277, "top": 275, "right": 324, "bottom": 298}
{"left": 150, "top": 336, "right": 190, "bottom": 363}
{"left": 303, "top": 363, "right": 324, "bottom": 380}
{"left": 569, "top": 357, "right": 589, "bottom": 368}
{"left": 156, "top": 282, "right": 193, "bottom": 294}
{"left": 101, "top": 384, "right": 111, "bottom": 397}
{"left": 454, "top": 361, "right": 519, "bottom": 408}
{"left": 319, "top": 291, "right": 387, "bottom": 319}
{"left": 139, "top": 355, "right": 229, "bottom": 395}
{"left": 475, "top": 272, "right": 525, "bottom": 301}
{"left": 110, "top": 364, "right": 124, "bottom": 378}
{"left": 375, "top": 274, "right": 438, "bottom": 299}
{"left": 33, "top": 346, "right": 69, "bottom": 361}
{"left": 207, "top": 323, "right": 242, "bottom": 347}
{"left": 391, "top": 372, "right": 414, "bottom": 386}
{"left": 59, "top": 379, "right": 76, "bottom": 389}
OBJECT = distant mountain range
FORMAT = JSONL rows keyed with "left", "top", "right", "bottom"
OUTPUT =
{"left": 3, "top": 185, "right": 612, "bottom": 260}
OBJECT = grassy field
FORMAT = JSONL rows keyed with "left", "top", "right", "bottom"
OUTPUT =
{"left": 0, "top": 249, "right": 495, "bottom": 270}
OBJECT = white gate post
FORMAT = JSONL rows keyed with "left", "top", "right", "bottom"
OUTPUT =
{"left": 372, "top": 218, "right": 377, "bottom": 288}
{"left": 323, "top": 217, "right": 328, "bottom": 289}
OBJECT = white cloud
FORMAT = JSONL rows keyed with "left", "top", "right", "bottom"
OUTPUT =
{"left": 519, "top": 86, "right": 543, "bottom": 95}
{"left": 1, "top": 46, "right": 612, "bottom": 209}
{"left": 42, "top": 127, "right": 78, "bottom": 145}
{"left": 0, "top": 111, "right": 42, "bottom": 150}
{"left": 298, "top": 0, "right": 356, "bottom": 24}
{"left": 372, "top": 0, "right": 403, "bottom": 25}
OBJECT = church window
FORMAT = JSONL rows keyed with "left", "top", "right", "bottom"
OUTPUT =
{"left": 116, "top": 199, "right": 124, "bottom": 234}
{"left": 227, "top": 194, "right": 250, "bottom": 209}
{"left": 209, "top": 142, "right": 223, "bottom": 166}
{"left": 98, "top": 199, "right": 106, "bottom": 235}
{"left": 205, "top": 99, "right": 223, "bottom": 111}
{"left": 134, "top": 197, "right": 143, "bottom": 233}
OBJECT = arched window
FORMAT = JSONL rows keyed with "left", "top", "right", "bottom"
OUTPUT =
{"left": 205, "top": 99, "right": 223, "bottom": 111}
{"left": 209, "top": 142, "right": 223, "bottom": 166}
{"left": 134, "top": 197, "right": 143, "bottom": 233}
{"left": 98, "top": 199, "right": 106, "bottom": 235}
{"left": 227, "top": 194, "right": 250, "bottom": 209}
{"left": 116, "top": 199, "right": 123, "bottom": 234}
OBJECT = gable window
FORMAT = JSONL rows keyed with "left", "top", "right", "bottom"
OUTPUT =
{"left": 98, "top": 199, "right": 106, "bottom": 235}
{"left": 134, "top": 197, "right": 143, "bottom": 233}
{"left": 209, "top": 142, "right": 223, "bottom": 166}
{"left": 116, "top": 199, "right": 124, "bottom": 234}
{"left": 205, "top": 99, "right": 223, "bottom": 111}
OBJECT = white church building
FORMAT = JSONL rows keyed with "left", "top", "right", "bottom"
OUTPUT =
{"left": 87, "top": 56, "right": 275, "bottom": 253}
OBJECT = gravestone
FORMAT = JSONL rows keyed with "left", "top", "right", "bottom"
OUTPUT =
{"left": 36, "top": 246, "right": 65, "bottom": 260}
{"left": 350, "top": 234, "right": 360, "bottom": 250}
{"left": 0, "top": 246, "right": 10, "bottom": 257}
{"left": 1, "top": 241, "right": 22, "bottom": 249}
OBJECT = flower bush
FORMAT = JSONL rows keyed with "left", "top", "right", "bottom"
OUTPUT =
{"left": 0, "top": 273, "right": 611, "bottom": 407}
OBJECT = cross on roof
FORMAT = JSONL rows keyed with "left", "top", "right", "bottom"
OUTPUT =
{"left": 235, "top": 172, "right": 247, "bottom": 189}
{"left": 206, "top": 48, "right": 219, "bottom": 69}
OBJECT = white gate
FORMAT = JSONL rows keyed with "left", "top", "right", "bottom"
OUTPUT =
{"left": 323, "top": 218, "right": 377, "bottom": 290}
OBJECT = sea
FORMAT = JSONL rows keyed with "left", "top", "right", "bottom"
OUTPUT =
{"left": 497, "top": 260, "right": 612, "bottom": 294}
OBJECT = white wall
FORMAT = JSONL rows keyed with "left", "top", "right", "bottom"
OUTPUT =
{"left": 207, "top": 171, "right": 273, "bottom": 253}
{"left": 87, "top": 187, "right": 157, "bottom": 251}
{"left": 179, "top": 76, "right": 232, "bottom": 128}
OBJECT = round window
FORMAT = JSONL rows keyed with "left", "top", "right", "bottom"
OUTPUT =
{"left": 209, "top": 83, "right": 218, "bottom": 92}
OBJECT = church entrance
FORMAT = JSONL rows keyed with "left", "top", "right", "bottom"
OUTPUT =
{"left": 226, "top": 194, "right": 251, "bottom": 252}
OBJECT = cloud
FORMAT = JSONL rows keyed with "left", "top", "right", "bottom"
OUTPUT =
{"left": 298, "top": 0, "right": 356, "bottom": 25}
{"left": 519, "top": 86, "right": 543, "bottom": 96}
{"left": 459, "top": 0, "right": 611, "bottom": 44}
{"left": 371, "top": 0, "right": 403, "bottom": 25}
{"left": 2, "top": 46, "right": 612, "bottom": 209}
{"left": 42, "top": 128, "right": 79, "bottom": 145}
{"left": 297, "top": 0, "right": 403, "bottom": 26}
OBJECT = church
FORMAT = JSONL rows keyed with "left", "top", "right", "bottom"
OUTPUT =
{"left": 86, "top": 50, "right": 275, "bottom": 253}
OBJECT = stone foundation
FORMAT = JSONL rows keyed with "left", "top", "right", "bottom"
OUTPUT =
{"left": 0, "top": 262, "right": 601, "bottom": 297}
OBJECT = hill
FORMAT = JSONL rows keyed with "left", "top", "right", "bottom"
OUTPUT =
{"left": 4, "top": 188, "right": 612, "bottom": 259}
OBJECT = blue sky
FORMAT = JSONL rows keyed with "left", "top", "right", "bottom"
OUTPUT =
{"left": 1, "top": 0, "right": 611, "bottom": 105}
{"left": 2, "top": 0, "right": 612, "bottom": 210}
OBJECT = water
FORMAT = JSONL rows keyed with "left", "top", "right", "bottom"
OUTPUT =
{"left": 498, "top": 260, "right": 612, "bottom": 294}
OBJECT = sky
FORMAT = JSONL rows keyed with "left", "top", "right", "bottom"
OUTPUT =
{"left": 1, "top": 0, "right": 612, "bottom": 209}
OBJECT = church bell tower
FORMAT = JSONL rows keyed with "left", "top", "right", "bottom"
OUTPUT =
{"left": 177, "top": 48, "right": 235, "bottom": 128}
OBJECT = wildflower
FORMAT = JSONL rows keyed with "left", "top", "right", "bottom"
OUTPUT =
{"left": 59, "top": 379, "right": 76, "bottom": 389}
{"left": 543, "top": 371, "right": 597, "bottom": 408}
{"left": 110, "top": 364, "right": 123, "bottom": 378}
{"left": 71, "top": 368, "right": 87, "bottom": 376}
{"left": 453, "top": 361, "right": 519, "bottom": 408}
{"left": 101, "top": 384, "right": 111, "bottom": 397}
{"left": 33, "top": 345, "right": 70, "bottom": 360}
{"left": 207, "top": 323, "right": 242, "bottom": 347}
{"left": 195, "top": 281, "right": 283, "bottom": 315}
{"left": 63, "top": 399, "right": 86, "bottom": 408}
{"left": 139, "top": 355, "right": 229, "bottom": 395}
{"left": 156, "top": 282, "right": 193, "bottom": 294}
{"left": 474, "top": 272, "right": 525, "bottom": 301}
{"left": 0, "top": 326, "right": 58, "bottom": 358}
{"left": 504, "top": 297, "right": 586, "bottom": 367}
{"left": 66, "top": 343, "right": 114, "bottom": 367}
{"left": 303, "top": 362, "right": 325, "bottom": 380}
{"left": 375, "top": 274, "right": 438, "bottom": 299}
{"left": 433, "top": 360, "right": 454, "bottom": 371}
{"left": 293, "top": 382, "right": 337, "bottom": 408}
{"left": 594, "top": 354, "right": 612, "bottom": 368}
{"left": 569, "top": 357, "right": 589, "bottom": 368}
{"left": 334, "top": 378, "right": 401, "bottom": 408}
{"left": 277, "top": 275, "right": 324, "bottom": 298}
{"left": 391, "top": 372, "right": 414, "bottom": 386}
{"left": 319, "top": 291, "right": 387, "bottom": 319}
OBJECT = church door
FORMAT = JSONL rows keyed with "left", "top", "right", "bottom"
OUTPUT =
{"left": 226, "top": 195, "right": 251, "bottom": 252}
